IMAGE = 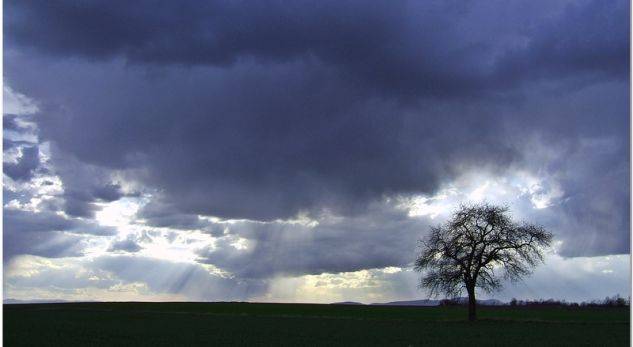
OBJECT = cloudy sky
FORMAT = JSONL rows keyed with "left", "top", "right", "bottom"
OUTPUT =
{"left": 3, "top": 0, "right": 630, "bottom": 303}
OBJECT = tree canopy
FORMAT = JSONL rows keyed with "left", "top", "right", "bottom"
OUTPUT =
{"left": 415, "top": 203, "right": 552, "bottom": 320}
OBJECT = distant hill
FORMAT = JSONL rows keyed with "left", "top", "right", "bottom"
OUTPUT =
{"left": 4, "top": 297, "right": 505, "bottom": 306}
{"left": 4, "top": 299, "right": 99, "bottom": 304}
{"left": 330, "top": 301, "right": 364, "bottom": 305}
{"left": 369, "top": 298, "right": 506, "bottom": 307}
{"left": 4, "top": 299, "right": 70, "bottom": 304}
{"left": 371, "top": 299, "right": 440, "bottom": 306}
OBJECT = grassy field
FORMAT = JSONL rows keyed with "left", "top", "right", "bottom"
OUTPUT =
{"left": 4, "top": 302, "right": 630, "bottom": 346}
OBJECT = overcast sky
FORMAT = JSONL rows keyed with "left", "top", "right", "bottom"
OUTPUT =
{"left": 3, "top": 0, "right": 630, "bottom": 303}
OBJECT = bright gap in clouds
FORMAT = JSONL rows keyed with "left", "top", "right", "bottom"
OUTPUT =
{"left": 3, "top": 86, "right": 39, "bottom": 115}
{"left": 4, "top": 128, "right": 627, "bottom": 303}
{"left": 70, "top": 166, "right": 622, "bottom": 304}
{"left": 7, "top": 252, "right": 625, "bottom": 304}
{"left": 402, "top": 170, "right": 564, "bottom": 220}
{"left": 91, "top": 197, "right": 216, "bottom": 263}
{"left": 75, "top": 165, "right": 620, "bottom": 303}
{"left": 95, "top": 198, "right": 141, "bottom": 228}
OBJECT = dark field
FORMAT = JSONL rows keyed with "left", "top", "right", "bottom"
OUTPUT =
{"left": 4, "top": 302, "right": 630, "bottom": 346}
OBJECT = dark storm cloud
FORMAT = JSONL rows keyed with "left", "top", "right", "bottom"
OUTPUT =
{"left": 107, "top": 235, "right": 142, "bottom": 253}
{"left": 3, "top": 139, "right": 34, "bottom": 152}
{"left": 196, "top": 202, "right": 426, "bottom": 278}
{"left": 62, "top": 194, "right": 99, "bottom": 219}
{"left": 3, "top": 114, "right": 38, "bottom": 152}
{"left": 4, "top": 208, "right": 74, "bottom": 234}
{"left": 3, "top": 114, "right": 25, "bottom": 132}
{"left": 6, "top": 57, "right": 525, "bottom": 221}
{"left": 4, "top": 145, "right": 40, "bottom": 181}
{"left": 2, "top": 214, "right": 85, "bottom": 261}
{"left": 92, "top": 255, "right": 268, "bottom": 300}
{"left": 3, "top": 208, "right": 117, "bottom": 261}
{"left": 3, "top": 208, "right": 117, "bottom": 236}
{"left": 92, "top": 183, "right": 124, "bottom": 202}
{"left": 3, "top": 231, "right": 85, "bottom": 261}
{"left": 42, "top": 146, "right": 132, "bottom": 218}
{"left": 136, "top": 199, "right": 225, "bottom": 236}
{"left": 62, "top": 183, "right": 123, "bottom": 218}
{"left": 5, "top": 1, "right": 627, "bottom": 97}
{"left": 495, "top": 0, "right": 629, "bottom": 84}
{"left": 3, "top": 0, "right": 629, "bottom": 261}
{"left": 3, "top": 113, "right": 41, "bottom": 180}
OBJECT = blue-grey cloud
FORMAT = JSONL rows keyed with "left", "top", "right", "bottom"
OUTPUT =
{"left": 3, "top": 114, "right": 25, "bottom": 132}
{"left": 107, "top": 235, "right": 143, "bottom": 253}
{"left": 2, "top": 0, "right": 629, "bottom": 273}
{"left": 5, "top": 1, "right": 627, "bottom": 96}
{"left": 92, "top": 255, "right": 268, "bottom": 300}
{"left": 3, "top": 208, "right": 117, "bottom": 261}
{"left": 195, "top": 202, "right": 429, "bottom": 278}
{"left": 4, "top": 145, "right": 40, "bottom": 181}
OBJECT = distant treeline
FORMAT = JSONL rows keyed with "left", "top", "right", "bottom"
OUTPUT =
{"left": 439, "top": 295, "right": 630, "bottom": 307}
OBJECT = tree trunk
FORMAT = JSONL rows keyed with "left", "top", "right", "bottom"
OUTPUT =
{"left": 467, "top": 285, "right": 476, "bottom": 322}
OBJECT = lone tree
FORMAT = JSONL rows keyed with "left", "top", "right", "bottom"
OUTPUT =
{"left": 415, "top": 203, "right": 552, "bottom": 321}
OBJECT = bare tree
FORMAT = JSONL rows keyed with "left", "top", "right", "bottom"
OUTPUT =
{"left": 414, "top": 203, "right": 552, "bottom": 321}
